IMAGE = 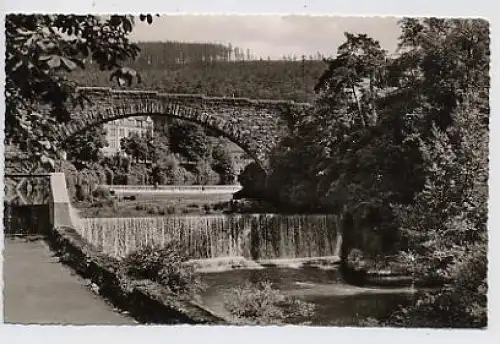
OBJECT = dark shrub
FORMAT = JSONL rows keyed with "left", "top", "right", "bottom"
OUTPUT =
{"left": 146, "top": 206, "right": 158, "bottom": 215}
{"left": 203, "top": 204, "right": 212, "bottom": 214}
{"left": 92, "top": 197, "right": 117, "bottom": 209}
{"left": 237, "top": 162, "right": 268, "bottom": 199}
{"left": 120, "top": 243, "right": 203, "bottom": 296}
{"left": 75, "top": 184, "right": 89, "bottom": 202}
{"left": 92, "top": 185, "right": 111, "bottom": 200}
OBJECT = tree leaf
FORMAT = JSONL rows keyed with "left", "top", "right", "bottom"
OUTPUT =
{"left": 39, "top": 55, "right": 52, "bottom": 61}
{"left": 46, "top": 55, "right": 61, "bottom": 68}
{"left": 110, "top": 15, "right": 122, "bottom": 27}
{"left": 12, "top": 60, "right": 23, "bottom": 71}
{"left": 123, "top": 18, "right": 132, "bottom": 33}
{"left": 61, "top": 56, "right": 77, "bottom": 71}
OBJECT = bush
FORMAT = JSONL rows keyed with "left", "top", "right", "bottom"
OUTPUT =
{"left": 128, "top": 164, "right": 150, "bottom": 185}
{"left": 229, "top": 199, "right": 278, "bottom": 213}
{"left": 120, "top": 242, "right": 204, "bottom": 296}
{"left": 385, "top": 232, "right": 487, "bottom": 328}
{"left": 92, "top": 185, "right": 111, "bottom": 200}
{"left": 224, "top": 281, "right": 315, "bottom": 325}
{"left": 386, "top": 106, "right": 488, "bottom": 327}
{"left": 237, "top": 162, "right": 268, "bottom": 199}
{"left": 203, "top": 204, "right": 212, "bottom": 214}
{"left": 146, "top": 206, "right": 159, "bottom": 215}
{"left": 91, "top": 197, "right": 117, "bottom": 210}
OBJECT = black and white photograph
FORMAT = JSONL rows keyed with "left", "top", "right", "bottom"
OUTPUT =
{"left": 1, "top": 10, "right": 491, "bottom": 332}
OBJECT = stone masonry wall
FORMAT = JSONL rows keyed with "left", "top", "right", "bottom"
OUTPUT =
{"left": 56, "top": 87, "right": 311, "bottom": 169}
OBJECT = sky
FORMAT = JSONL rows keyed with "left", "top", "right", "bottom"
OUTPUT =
{"left": 129, "top": 15, "right": 403, "bottom": 59}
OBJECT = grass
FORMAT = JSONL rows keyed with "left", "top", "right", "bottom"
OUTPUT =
{"left": 74, "top": 192, "right": 234, "bottom": 218}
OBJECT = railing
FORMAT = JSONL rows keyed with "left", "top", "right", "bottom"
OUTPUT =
{"left": 101, "top": 184, "right": 242, "bottom": 193}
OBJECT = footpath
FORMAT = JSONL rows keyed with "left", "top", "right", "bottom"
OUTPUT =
{"left": 3, "top": 237, "right": 136, "bottom": 325}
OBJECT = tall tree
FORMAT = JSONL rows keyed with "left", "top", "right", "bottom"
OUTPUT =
{"left": 168, "top": 120, "right": 209, "bottom": 161}
{"left": 63, "top": 125, "right": 108, "bottom": 169}
{"left": 211, "top": 142, "right": 236, "bottom": 185}
{"left": 120, "top": 132, "right": 150, "bottom": 162}
{"left": 5, "top": 14, "right": 155, "bottom": 168}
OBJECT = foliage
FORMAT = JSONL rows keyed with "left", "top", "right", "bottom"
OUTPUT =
{"left": 193, "top": 160, "right": 219, "bottom": 185}
{"left": 91, "top": 185, "right": 112, "bottom": 200}
{"left": 63, "top": 125, "right": 109, "bottom": 169}
{"left": 74, "top": 168, "right": 103, "bottom": 202}
{"left": 224, "top": 281, "right": 315, "bottom": 325}
{"left": 120, "top": 242, "right": 203, "bottom": 296}
{"left": 126, "top": 164, "right": 150, "bottom": 185}
{"left": 383, "top": 100, "right": 488, "bottom": 327}
{"left": 387, "top": 233, "right": 487, "bottom": 328}
{"left": 237, "top": 162, "right": 268, "bottom": 200}
{"left": 247, "top": 18, "right": 489, "bottom": 328}
{"left": 5, "top": 14, "right": 155, "bottom": 167}
{"left": 211, "top": 142, "right": 236, "bottom": 185}
{"left": 168, "top": 120, "right": 210, "bottom": 162}
{"left": 120, "top": 132, "right": 154, "bottom": 163}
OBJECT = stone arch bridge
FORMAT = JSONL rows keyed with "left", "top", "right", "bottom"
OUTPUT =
{"left": 56, "top": 87, "right": 311, "bottom": 170}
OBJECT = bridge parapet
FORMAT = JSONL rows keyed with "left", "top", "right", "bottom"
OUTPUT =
{"left": 77, "top": 87, "right": 312, "bottom": 109}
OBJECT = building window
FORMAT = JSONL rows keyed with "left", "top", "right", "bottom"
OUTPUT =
{"left": 119, "top": 128, "right": 125, "bottom": 137}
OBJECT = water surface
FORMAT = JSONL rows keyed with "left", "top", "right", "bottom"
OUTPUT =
{"left": 199, "top": 267, "right": 416, "bottom": 326}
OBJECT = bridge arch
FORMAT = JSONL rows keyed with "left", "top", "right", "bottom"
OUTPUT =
{"left": 55, "top": 87, "right": 311, "bottom": 171}
{"left": 59, "top": 110, "right": 265, "bottom": 169}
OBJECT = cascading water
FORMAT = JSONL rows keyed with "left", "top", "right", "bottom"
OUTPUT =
{"left": 69, "top": 205, "right": 84, "bottom": 231}
{"left": 79, "top": 214, "right": 339, "bottom": 261}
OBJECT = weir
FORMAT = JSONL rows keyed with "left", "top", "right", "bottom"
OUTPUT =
{"left": 4, "top": 173, "right": 341, "bottom": 265}
{"left": 79, "top": 214, "right": 341, "bottom": 261}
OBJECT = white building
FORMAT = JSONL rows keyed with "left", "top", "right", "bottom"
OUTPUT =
{"left": 101, "top": 116, "right": 154, "bottom": 156}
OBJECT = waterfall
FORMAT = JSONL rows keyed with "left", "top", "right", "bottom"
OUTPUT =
{"left": 69, "top": 205, "right": 84, "bottom": 231}
{"left": 80, "top": 214, "right": 339, "bottom": 260}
